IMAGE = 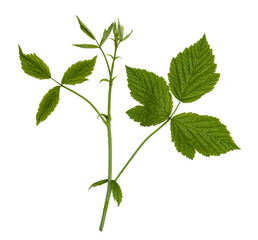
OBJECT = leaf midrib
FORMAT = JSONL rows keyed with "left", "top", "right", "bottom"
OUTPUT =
{"left": 180, "top": 40, "right": 206, "bottom": 99}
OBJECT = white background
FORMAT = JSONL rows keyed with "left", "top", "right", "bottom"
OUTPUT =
{"left": 0, "top": 0, "right": 257, "bottom": 239}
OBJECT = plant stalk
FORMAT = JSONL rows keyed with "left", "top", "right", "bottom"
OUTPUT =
{"left": 51, "top": 78, "right": 107, "bottom": 125}
{"left": 115, "top": 119, "right": 170, "bottom": 181}
{"left": 99, "top": 42, "right": 119, "bottom": 232}
{"left": 115, "top": 102, "right": 181, "bottom": 181}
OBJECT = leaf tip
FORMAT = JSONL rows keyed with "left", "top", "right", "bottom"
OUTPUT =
{"left": 88, "top": 179, "right": 108, "bottom": 191}
{"left": 125, "top": 65, "right": 132, "bottom": 76}
{"left": 202, "top": 34, "right": 207, "bottom": 42}
{"left": 75, "top": 15, "right": 82, "bottom": 26}
{"left": 36, "top": 111, "right": 43, "bottom": 125}
{"left": 234, "top": 144, "right": 241, "bottom": 151}
{"left": 18, "top": 44, "right": 23, "bottom": 56}
{"left": 36, "top": 119, "right": 40, "bottom": 126}
{"left": 93, "top": 55, "right": 98, "bottom": 62}
{"left": 201, "top": 34, "right": 208, "bottom": 45}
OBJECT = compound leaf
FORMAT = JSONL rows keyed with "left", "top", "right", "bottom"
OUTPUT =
{"left": 126, "top": 66, "right": 173, "bottom": 126}
{"left": 18, "top": 45, "right": 51, "bottom": 79}
{"left": 62, "top": 56, "right": 97, "bottom": 85}
{"left": 168, "top": 34, "right": 220, "bottom": 103}
{"left": 170, "top": 112, "right": 240, "bottom": 159}
{"left": 76, "top": 16, "right": 95, "bottom": 40}
{"left": 111, "top": 180, "right": 122, "bottom": 206}
{"left": 36, "top": 86, "right": 60, "bottom": 125}
{"left": 88, "top": 179, "right": 108, "bottom": 190}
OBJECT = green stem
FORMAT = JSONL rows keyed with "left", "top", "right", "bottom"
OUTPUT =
{"left": 115, "top": 119, "right": 169, "bottom": 181}
{"left": 51, "top": 78, "right": 107, "bottom": 125}
{"left": 115, "top": 102, "right": 181, "bottom": 182}
{"left": 99, "top": 42, "right": 119, "bottom": 232}
{"left": 95, "top": 40, "right": 111, "bottom": 76}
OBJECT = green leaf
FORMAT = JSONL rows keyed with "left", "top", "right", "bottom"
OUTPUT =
{"left": 18, "top": 45, "right": 51, "bottom": 79}
{"left": 107, "top": 54, "right": 121, "bottom": 60}
{"left": 111, "top": 180, "right": 122, "bottom": 206}
{"left": 112, "top": 22, "right": 119, "bottom": 40}
{"left": 99, "top": 78, "right": 109, "bottom": 83}
{"left": 122, "top": 30, "right": 133, "bottom": 42}
{"left": 126, "top": 66, "right": 173, "bottom": 126}
{"left": 170, "top": 112, "right": 240, "bottom": 159}
{"left": 100, "top": 22, "right": 114, "bottom": 46}
{"left": 36, "top": 86, "right": 60, "bottom": 125}
{"left": 127, "top": 105, "right": 162, "bottom": 127}
{"left": 62, "top": 56, "right": 97, "bottom": 85}
{"left": 88, "top": 179, "right": 108, "bottom": 190}
{"left": 112, "top": 76, "right": 117, "bottom": 81}
{"left": 117, "top": 19, "right": 124, "bottom": 41}
{"left": 72, "top": 44, "right": 98, "bottom": 49}
{"left": 168, "top": 34, "right": 220, "bottom": 103}
{"left": 76, "top": 16, "right": 95, "bottom": 40}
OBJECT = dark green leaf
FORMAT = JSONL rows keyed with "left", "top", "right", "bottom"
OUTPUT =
{"left": 76, "top": 16, "right": 95, "bottom": 40}
{"left": 111, "top": 180, "right": 122, "bottom": 206}
{"left": 73, "top": 44, "right": 98, "bottom": 49}
{"left": 168, "top": 34, "right": 220, "bottom": 103}
{"left": 88, "top": 179, "right": 108, "bottom": 190}
{"left": 127, "top": 105, "right": 161, "bottom": 127}
{"left": 170, "top": 112, "right": 240, "bottom": 159}
{"left": 62, "top": 56, "right": 97, "bottom": 85}
{"left": 126, "top": 66, "right": 173, "bottom": 126}
{"left": 100, "top": 22, "right": 114, "bottom": 46}
{"left": 36, "top": 86, "right": 60, "bottom": 125}
{"left": 122, "top": 30, "right": 133, "bottom": 42}
{"left": 18, "top": 45, "right": 51, "bottom": 79}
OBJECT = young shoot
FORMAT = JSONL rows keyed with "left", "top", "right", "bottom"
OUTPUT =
{"left": 18, "top": 16, "right": 240, "bottom": 231}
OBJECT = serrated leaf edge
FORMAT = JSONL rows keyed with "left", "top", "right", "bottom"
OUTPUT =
{"left": 111, "top": 180, "right": 123, "bottom": 206}
{"left": 61, "top": 56, "right": 97, "bottom": 85}
{"left": 18, "top": 45, "right": 51, "bottom": 80}
{"left": 171, "top": 112, "right": 240, "bottom": 159}
{"left": 36, "top": 86, "right": 60, "bottom": 125}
